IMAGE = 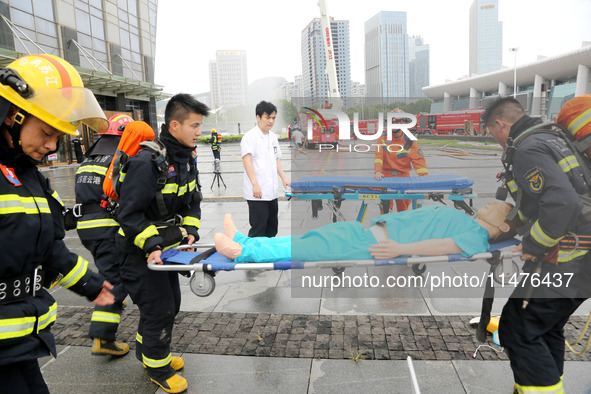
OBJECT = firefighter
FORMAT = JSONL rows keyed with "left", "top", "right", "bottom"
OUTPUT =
{"left": 116, "top": 94, "right": 208, "bottom": 393}
{"left": 0, "top": 54, "right": 114, "bottom": 392}
{"left": 75, "top": 113, "right": 133, "bottom": 356}
{"left": 209, "top": 128, "right": 221, "bottom": 161}
{"left": 374, "top": 109, "right": 428, "bottom": 213}
{"left": 484, "top": 96, "right": 591, "bottom": 393}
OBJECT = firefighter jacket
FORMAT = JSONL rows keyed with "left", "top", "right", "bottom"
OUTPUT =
{"left": 374, "top": 134, "right": 428, "bottom": 176}
{"left": 116, "top": 127, "right": 201, "bottom": 263}
{"left": 209, "top": 134, "right": 221, "bottom": 151}
{"left": 0, "top": 140, "right": 105, "bottom": 366}
{"left": 75, "top": 135, "right": 120, "bottom": 241}
{"left": 505, "top": 115, "right": 591, "bottom": 273}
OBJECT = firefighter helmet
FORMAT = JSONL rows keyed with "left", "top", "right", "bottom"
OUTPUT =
{"left": 556, "top": 95, "right": 591, "bottom": 141}
{"left": 0, "top": 54, "right": 108, "bottom": 136}
{"left": 105, "top": 113, "right": 134, "bottom": 135}
{"left": 211, "top": 128, "right": 217, "bottom": 134}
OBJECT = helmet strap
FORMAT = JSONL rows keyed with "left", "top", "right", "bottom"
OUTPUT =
{"left": 7, "top": 109, "right": 27, "bottom": 150}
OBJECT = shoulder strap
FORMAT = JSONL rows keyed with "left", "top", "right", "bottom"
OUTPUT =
{"left": 140, "top": 140, "right": 169, "bottom": 217}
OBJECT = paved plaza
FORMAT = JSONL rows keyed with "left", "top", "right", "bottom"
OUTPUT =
{"left": 39, "top": 140, "right": 591, "bottom": 393}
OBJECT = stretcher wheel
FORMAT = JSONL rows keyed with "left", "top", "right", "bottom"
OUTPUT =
{"left": 493, "top": 259, "right": 520, "bottom": 285}
{"left": 412, "top": 264, "right": 427, "bottom": 275}
{"left": 189, "top": 272, "right": 215, "bottom": 297}
{"left": 332, "top": 267, "right": 345, "bottom": 275}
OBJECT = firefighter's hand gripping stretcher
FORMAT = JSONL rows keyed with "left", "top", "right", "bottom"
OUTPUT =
{"left": 148, "top": 202, "right": 523, "bottom": 297}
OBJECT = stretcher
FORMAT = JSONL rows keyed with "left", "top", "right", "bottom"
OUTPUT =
{"left": 148, "top": 239, "right": 521, "bottom": 297}
{"left": 288, "top": 174, "right": 477, "bottom": 221}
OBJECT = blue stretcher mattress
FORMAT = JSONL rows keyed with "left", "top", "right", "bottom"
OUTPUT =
{"left": 160, "top": 238, "right": 518, "bottom": 272}
{"left": 290, "top": 175, "right": 474, "bottom": 194}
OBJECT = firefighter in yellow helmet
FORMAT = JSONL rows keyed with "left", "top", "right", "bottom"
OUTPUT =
{"left": 209, "top": 128, "right": 222, "bottom": 160}
{"left": 0, "top": 54, "right": 113, "bottom": 393}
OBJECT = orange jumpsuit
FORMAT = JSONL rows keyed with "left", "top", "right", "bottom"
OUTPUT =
{"left": 374, "top": 133, "right": 428, "bottom": 212}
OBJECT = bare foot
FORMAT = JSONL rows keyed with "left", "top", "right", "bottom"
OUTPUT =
{"left": 214, "top": 233, "right": 242, "bottom": 261}
{"left": 224, "top": 213, "right": 238, "bottom": 239}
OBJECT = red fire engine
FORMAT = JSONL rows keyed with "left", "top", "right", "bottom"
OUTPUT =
{"left": 414, "top": 108, "right": 485, "bottom": 136}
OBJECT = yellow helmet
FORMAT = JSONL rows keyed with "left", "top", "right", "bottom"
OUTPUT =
{"left": 0, "top": 54, "right": 108, "bottom": 135}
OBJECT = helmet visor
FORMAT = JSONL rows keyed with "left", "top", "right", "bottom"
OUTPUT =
{"left": 27, "top": 86, "right": 108, "bottom": 133}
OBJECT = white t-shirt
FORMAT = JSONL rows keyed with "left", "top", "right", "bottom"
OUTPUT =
{"left": 292, "top": 129, "right": 304, "bottom": 145}
{"left": 241, "top": 125, "right": 282, "bottom": 200}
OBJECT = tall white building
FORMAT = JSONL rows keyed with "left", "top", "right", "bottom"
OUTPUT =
{"left": 209, "top": 50, "right": 248, "bottom": 109}
{"left": 409, "top": 36, "right": 430, "bottom": 98}
{"left": 301, "top": 18, "right": 350, "bottom": 104}
{"left": 364, "top": 11, "right": 409, "bottom": 100}
{"left": 469, "top": 0, "right": 503, "bottom": 76}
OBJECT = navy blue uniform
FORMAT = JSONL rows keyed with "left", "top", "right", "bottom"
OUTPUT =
{"left": 498, "top": 115, "right": 591, "bottom": 392}
{"left": 116, "top": 128, "right": 201, "bottom": 381}
{"left": 75, "top": 134, "right": 127, "bottom": 341}
{"left": 0, "top": 141, "right": 105, "bottom": 392}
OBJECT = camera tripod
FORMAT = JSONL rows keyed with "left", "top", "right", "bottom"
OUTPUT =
{"left": 211, "top": 170, "right": 226, "bottom": 189}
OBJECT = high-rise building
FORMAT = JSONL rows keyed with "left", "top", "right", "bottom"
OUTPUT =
{"left": 301, "top": 17, "right": 350, "bottom": 104}
{"left": 351, "top": 81, "right": 366, "bottom": 98}
{"left": 0, "top": 0, "right": 165, "bottom": 161}
{"left": 409, "top": 36, "right": 430, "bottom": 98}
{"left": 469, "top": 0, "right": 503, "bottom": 76}
{"left": 209, "top": 50, "right": 248, "bottom": 109}
{"left": 364, "top": 11, "right": 409, "bottom": 100}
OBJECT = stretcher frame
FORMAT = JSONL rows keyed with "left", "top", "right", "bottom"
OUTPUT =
{"left": 148, "top": 240, "right": 521, "bottom": 297}
{"left": 288, "top": 175, "right": 477, "bottom": 221}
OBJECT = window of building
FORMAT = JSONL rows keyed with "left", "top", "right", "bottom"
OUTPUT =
{"left": 32, "top": 0, "right": 54, "bottom": 19}
{"left": 75, "top": 8, "right": 91, "bottom": 35}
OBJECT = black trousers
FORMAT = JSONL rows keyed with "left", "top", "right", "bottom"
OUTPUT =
{"left": 212, "top": 149, "right": 220, "bottom": 160}
{"left": 0, "top": 360, "right": 50, "bottom": 394}
{"left": 499, "top": 296, "right": 586, "bottom": 388}
{"left": 247, "top": 199, "right": 278, "bottom": 237}
{"left": 121, "top": 253, "right": 181, "bottom": 381}
{"left": 83, "top": 237, "right": 128, "bottom": 340}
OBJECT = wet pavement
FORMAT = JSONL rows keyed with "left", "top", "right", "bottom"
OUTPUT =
{"left": 38, "top": 140, "right": 591, "bottom": 393}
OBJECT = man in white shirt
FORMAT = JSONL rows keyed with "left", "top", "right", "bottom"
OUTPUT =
{"left": 240, "top": 101, "right": 290, "bottom": 237}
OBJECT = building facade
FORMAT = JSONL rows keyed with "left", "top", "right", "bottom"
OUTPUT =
{"left": 0, "top": 0, "right": 166, "bottom": 162}
{"left": 409, "top": 36, "right": 429, "bottom": 98}
{"left": 301, "top": 17, "right": 350, "bottom": 105}
{"left": 209, "top": 50, "right": 248, "bottom": 109}
{"left": 423, "top": 45, "right": 591, "bottom": 121}
{"left": 469, "top": 0, "right": 503, "bottom": 76}
{"left": 364, "top": 11, "right": 409, "bottom": 101}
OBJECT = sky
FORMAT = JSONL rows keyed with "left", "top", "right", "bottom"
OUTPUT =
{"left": 154, "top": 0, "right": 591, "bottom": 95}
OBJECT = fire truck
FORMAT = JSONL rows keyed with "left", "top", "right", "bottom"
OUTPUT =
{"left": 299, "top": 113, "right": 340, "bottom": 148}
{"left": 414, "top": 108, "right": 485, "bottom": 136}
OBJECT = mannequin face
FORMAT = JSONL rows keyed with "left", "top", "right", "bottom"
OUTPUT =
{"left": 475, "top": 202, "right": 513, "bottom": 239}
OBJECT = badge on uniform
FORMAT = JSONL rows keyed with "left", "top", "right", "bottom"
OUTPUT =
{"left": 1, "top": 164, "right": 22, "bottom": 186}
{"left": 167, "top": 165, "right": 176, "bottom": 178}
{"left": 524, "top": 167, "right": 544, "bottom": 193}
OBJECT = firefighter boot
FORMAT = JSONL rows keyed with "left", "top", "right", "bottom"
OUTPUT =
{"left": 91, "top": 338, "right": 130, "bottom": 356}
{"left": 144, "top": 356, "right": 184, "bottom": 371}
{"left": 150, "top": 373, "right": 187, "bottom": 393}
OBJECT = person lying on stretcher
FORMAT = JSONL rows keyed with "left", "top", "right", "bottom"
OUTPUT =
{"left": 215, "top": 202, "right": 520, "bottom": 263}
